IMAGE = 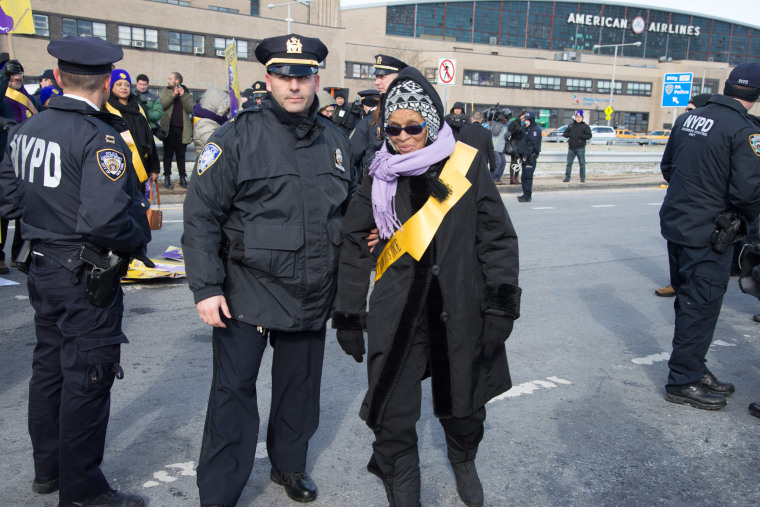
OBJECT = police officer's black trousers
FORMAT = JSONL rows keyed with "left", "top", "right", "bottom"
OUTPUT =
{"left": 666, "top": 241, "right": 732, "bottom": 390}
{"left": 197, "top": 319, "right": 325, "bottom": 506}
{"left": 521, "top": 158, "right": 536, "bottom": 198}
{"left": 27, "top": 262, "right": 125, "bottom": 503}
{"left": 370, "top": 319, "right": 486, "bottom": 479}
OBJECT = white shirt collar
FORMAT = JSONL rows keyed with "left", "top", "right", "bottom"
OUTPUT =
{"left": 64, "top": 93, "right": 101, "bottom": 112}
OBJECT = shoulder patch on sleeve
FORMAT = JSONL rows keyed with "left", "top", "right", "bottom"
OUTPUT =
{"left": 750, "top": 133, "right": 760, "bottom": 157}
{"left": 197, "top": 143, "right": 222, "bottom": 175}
{"left": 97, "top": 149, "right": 126, "bottom": 181}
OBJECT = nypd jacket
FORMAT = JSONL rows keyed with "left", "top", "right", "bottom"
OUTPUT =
{"left": 660, "top": 95, "right": 760, "bottom": 247}
{"left": 182, "top": 95, "right": 356, "bottom": 332}
{"left": 517, "top": 122, "right": 542, "bottom": 160}
{"left": 0, "top": 95, "right": 151, "bottom": 254}
{"left": 350, "top": 111, "right": 382, "bottom": 179}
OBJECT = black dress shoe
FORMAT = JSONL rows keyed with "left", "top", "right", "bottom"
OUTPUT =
{"left": 270, "top": 468, "right": 317, "bottom": 503}
{"left": 665, "top": 385, "right": 727, "bottom": 410}
{"left": 163, "top": 175, "right": 173, "bottom": 189}
{"left": 700, "top": 372, "right": 735, "bottom": 396}
{"left": 32, "top": 474, "right": 59, "bottom": 494}
{"left": 517, "top": 195, "right": 531, "bottom": 203}
{"left": 563, "top": 177, "right": 570, "bottom": 182}
{"left": 749, "top": 402, "right": 760, "bottom": 419}
{"left": 58, "top": 489, "right": 144, "bottom": 506}
{"left": 179, "top": 175, "right": 188, "bottom": 188}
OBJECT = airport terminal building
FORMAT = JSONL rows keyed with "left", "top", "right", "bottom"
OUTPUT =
{"left": 6, "top": 0, "right": 759, "bottom": 132}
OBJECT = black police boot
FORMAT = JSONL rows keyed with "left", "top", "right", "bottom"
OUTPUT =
{"left": 446, "top": 435, "right": 483, "bottom": 507}
{"left": 700, "top": 371, "right": 735, "bottom": 396}
{"left": 665, "top": 385, "right": 727, "bottom": 410}
{"left": 179, "top": 175, "right": 188, "bottom": 189}
{"left": 58, "top": 488, "right": 145, "bottom": 506}
{"left": 368, "top": 453, "right": 421, "bottom": 507}
{"left": 31, "top": 474, "right": 58, "bottom": 494}
{"left": 270, "top": 468, "right": 317, "bottom": 503}
{"left": 749, "top": 402, "right": 760, "bottom": 418}
{"left": 517, "top": 195, "right": 531, "bottom": 203}
{"left": 163, "top": 175, "right": 173, "bottom": 189}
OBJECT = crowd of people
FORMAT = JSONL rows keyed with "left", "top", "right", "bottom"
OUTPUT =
{"left": 0, "top": 29, "right": 759, "bottom": 507}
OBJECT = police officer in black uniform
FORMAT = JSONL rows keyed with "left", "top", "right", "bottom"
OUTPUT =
{"left": 331, "top": 90, "right": 361, "bottom": 136}
{"left": 349, "top": 89, "right": 381, "bottom": 182}
{"left": 0, "top": 36, "right": 150, "bottom": 507}
{"left": 183, "top": 34, "right": 355, "bottom": 507}
{"left": 516, "top": 111, "right": 541, "bottom": 202}
{"left": 251, "top": 79, "right": 267, "bottom": 106}
{"left": 660, "top": 63, "right": 760, "bottom": 410}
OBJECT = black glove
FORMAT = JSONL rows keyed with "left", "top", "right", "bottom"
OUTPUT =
{"left": 3, "top": 59, "right": 23, "bottom": 77}
{"left": 337, "top": 329, "right": 366, "bottom": 363}
{"left": 482, "top": 314, "right": 514, "bottom": 359}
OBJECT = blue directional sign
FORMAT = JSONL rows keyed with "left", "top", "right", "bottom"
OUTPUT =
{"left": 662, "top": 73, "right": 693, "bottom": 107}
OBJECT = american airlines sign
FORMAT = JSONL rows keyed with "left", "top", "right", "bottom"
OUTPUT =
{"left": 567, "top": 13, "right": 702, "bottom": 36}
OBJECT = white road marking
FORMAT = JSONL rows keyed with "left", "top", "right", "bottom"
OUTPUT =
{"left": 14, "top": 295, "right": 28, "bottom": 300}
{"left": 532, "top": 207, "right": 555, "bottom": 210}
{"left": 591, "top": 204, "right": 616, "bottom": 208}
{"left": 648, "top": 203, "right": 662, "bottom": 206}
{"left": 143, "top": 481, "right": 160, "bottom": 488}
{"left": 712, "top": 340, "right": 736, "bottom": 347}
{"left": 487, "top": 376, "right": 571, "bottom": 402}
{"left": 162, "top": 219, "right": 183, "bottom": 223}
{"left": 632, "top": 352, "right": 670, "bottom": 365}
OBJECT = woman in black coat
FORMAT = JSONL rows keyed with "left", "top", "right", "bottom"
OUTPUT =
{"left": 332, "top": 67, "right": 521, "bottom": 507}
{"left": 105, "top": 69, "right": 160, "bottom": 192}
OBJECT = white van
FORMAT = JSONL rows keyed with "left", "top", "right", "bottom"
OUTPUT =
{"left": 588, "top": 125, "right": 617, "bottom": 145}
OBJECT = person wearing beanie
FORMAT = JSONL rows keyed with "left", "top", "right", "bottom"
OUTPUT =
{"left": 444, "top": 101, "right": 470, "bottom": 140}
{"left": 332, "top": 89, "right": 361, "bottom": 135}
{"left": 105, "top": 68, "right": 160, "bottom": 190}
{"left": 316, "top": 90, "right": 337, "bottom": 119}
{"left": 515, "top": 110, "right": 541, "bottom": 202}
{"left": 562, "top": 110, "right": 592, "bottom": 183}
{"left": 332, "top": 66, "right": 520, "bottom": 507}
{"left": 192, "top": 87, "right": 229, "bottom": 158}
{"left": 38, "top": 85, "right": 61, "bottom": 109}
{"left": 659, "top": 63, "right": 760, "bottom": 413}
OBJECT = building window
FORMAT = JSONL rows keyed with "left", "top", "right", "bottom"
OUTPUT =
{"left": 533, "top": 76, "right": 561, "bottom": 91}
{"left": 62, "top": 18, "right": 106, "bottom": 40}
{"left": 623, "top": 112, "right": 649, "bottom": 133}
{"left": 169, "top": 31, "right": 204, "bottom": 54}
{"left": 214, "top": 38, "right": 248, "bottom": 59}
{"left": 626, "top": 82, "right": 652, "bottom": 96}
{"left": 251, "top": 0, "right": 259, "bottom": 16}
{"left": 566, "top": 78, "right": 592, "bottom": 93}
{"left": 463, "top": 70, "right": 494, "bottom": 87}
{"left": 499, "top": 73, "right": 528, "bottom": 88}
{"left": 33, "top": 14, "right": 49, "bottom": 37}
{"left": 345, "top": 62, "right": 374, "bottom": 79}
{"left": 424, "top": 68, "right": 437, "bottom": 83}
{"left": 597, "top": 80, "right": 623, "bottom": 95}
{"left": 210, "top": 5, "right": 239, "bottom": 13}
{"left": 118, "top": 26, "right": 158, "bottom": 49}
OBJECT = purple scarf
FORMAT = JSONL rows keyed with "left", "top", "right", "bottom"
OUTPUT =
{"left": 368, "top": 122, "right": 456, "bottom": 239}
{"left": 192, "top": 102, "right": 227, "bottom": 126}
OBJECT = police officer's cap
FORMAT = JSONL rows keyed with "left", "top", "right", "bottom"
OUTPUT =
{"left": 255, "top": 34, "right": 327, "bottom": 77}
{"left": 252, "top": 80, "right": 267, "bottom": 95}
{"left": 724, "top": 63, "right": 760, "bottom": 102}
{"left": 39, "top": 69, "right": 56, "bottom": 81}
{"left": 523, "top": 111, "right": 536, "bottom": 122}
{"left": 373, "top": 55, "right": 408, "bottom": 76}
{"left": 241, "top": 88, "right": 255, "bottom": 99}
{"left": 47, "top": 35, "right": 123, "bottom": 75}
{"left": 358, "top": 89, "right": 380, "bottom": 107}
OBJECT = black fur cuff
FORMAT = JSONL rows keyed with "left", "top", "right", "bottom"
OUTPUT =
{"left": 482, "top": 283, "right": 521, "bottom": 320}
{"left": 331, "top": 311, "right": 366, "bottom": 330}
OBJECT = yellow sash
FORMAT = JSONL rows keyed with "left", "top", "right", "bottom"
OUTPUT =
{"left": 6, "top": 87, "right": 38, "bottom": 116}
{"left": 105, "top": 102, "right": 149, "bottom": 183}
{"left": 375, "top": 142, "right": 476, "bottom": 281}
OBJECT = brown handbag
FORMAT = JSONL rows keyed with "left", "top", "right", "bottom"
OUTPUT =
{"left": 146, "top": 180, "right": 163, "bottom": 230}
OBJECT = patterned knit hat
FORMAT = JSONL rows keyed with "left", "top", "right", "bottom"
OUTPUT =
{"left": 383, "top": 79, "right": 441, "bottom": 142}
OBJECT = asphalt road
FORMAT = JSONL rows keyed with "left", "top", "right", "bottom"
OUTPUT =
{"left": 1, "top": 187, "right": 759, "bottom": 506}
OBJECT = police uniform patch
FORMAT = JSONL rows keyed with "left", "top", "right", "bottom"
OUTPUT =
{"left": 750, "top": 134, "right": 760, "bottom": 157}
{"left": 335, "top": 148, "right": 345, "bottom": 172}
{"left": 197, "top": 143, "right": 222, "bottom": 175}
{"left": 105, "top": 135, "right": 115, "bottom": 144}
{"left": 96, "top": 149, "right": 126, "bottom": 181}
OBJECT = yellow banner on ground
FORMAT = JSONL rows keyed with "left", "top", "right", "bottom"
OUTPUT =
{"left": 0, "top": 0, "right": 35, "bottom": 34}
{"left": 375, "top": 142, "right": 476, "bottom": 281}
{"left": 121, "top": 259, "right": 186, "bottom": 283}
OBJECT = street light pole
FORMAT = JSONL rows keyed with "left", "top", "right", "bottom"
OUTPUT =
{"left": 267, "top": 0, "right": 311, "bottom": 33}
{"left": 592, "top": 41, "right": 642, "bottom": 126}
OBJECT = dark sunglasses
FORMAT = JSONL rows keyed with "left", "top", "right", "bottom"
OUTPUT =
{"left": 385, "top": 122, "right": 426, "bottom": 136}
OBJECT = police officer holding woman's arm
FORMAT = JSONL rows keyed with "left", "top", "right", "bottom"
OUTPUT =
{"left": 0, "top": 36, "right": 150, "bottom": 506}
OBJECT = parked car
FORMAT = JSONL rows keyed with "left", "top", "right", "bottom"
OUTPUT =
{"left": 545, "top": 124, "right": 567, "bottom": 142}
{"left": 588, "top": 125, "right": 617, "bottom": 144}
{"left": 615, "top": 128, "right": 639, "bottom": 139}
{"left": 639, "top": 129, "right": 671, "bottom": 145}
{"left": 542, "top": 127, "right": 558, "bottom": 137}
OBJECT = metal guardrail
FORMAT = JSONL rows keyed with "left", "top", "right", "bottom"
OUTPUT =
{"left": 538, "top": 151, "right": 664, "bottom": 163}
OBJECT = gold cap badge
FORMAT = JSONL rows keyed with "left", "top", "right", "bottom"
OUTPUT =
{"left": 286, "top": 37, "right": 303, "bottom": 54}
{"left": 377, "top": 56, "right": 382, "bottom": 64}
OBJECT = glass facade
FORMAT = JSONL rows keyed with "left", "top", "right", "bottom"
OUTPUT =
{"left": 386, "top": 1, "right": 756, "bottom": 64}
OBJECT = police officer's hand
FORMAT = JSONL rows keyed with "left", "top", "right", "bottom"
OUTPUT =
{"left": 337, "top": 329, "right": 365, "bottom": 363}
{"left": 366, "top": 227, "right": 379, "bottom": 253}
{"left": 3, "top": 59, "right": 23, "bottom": 77}
{"left": 196, "top": 295, "right": 232, "bottom": 328}
{"left": 482, "top": 314, "right": 514, "bottom": 359}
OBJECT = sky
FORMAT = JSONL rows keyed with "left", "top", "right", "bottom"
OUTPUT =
{"left": 340, "top": 0, "right": 760, "bottom": 31}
